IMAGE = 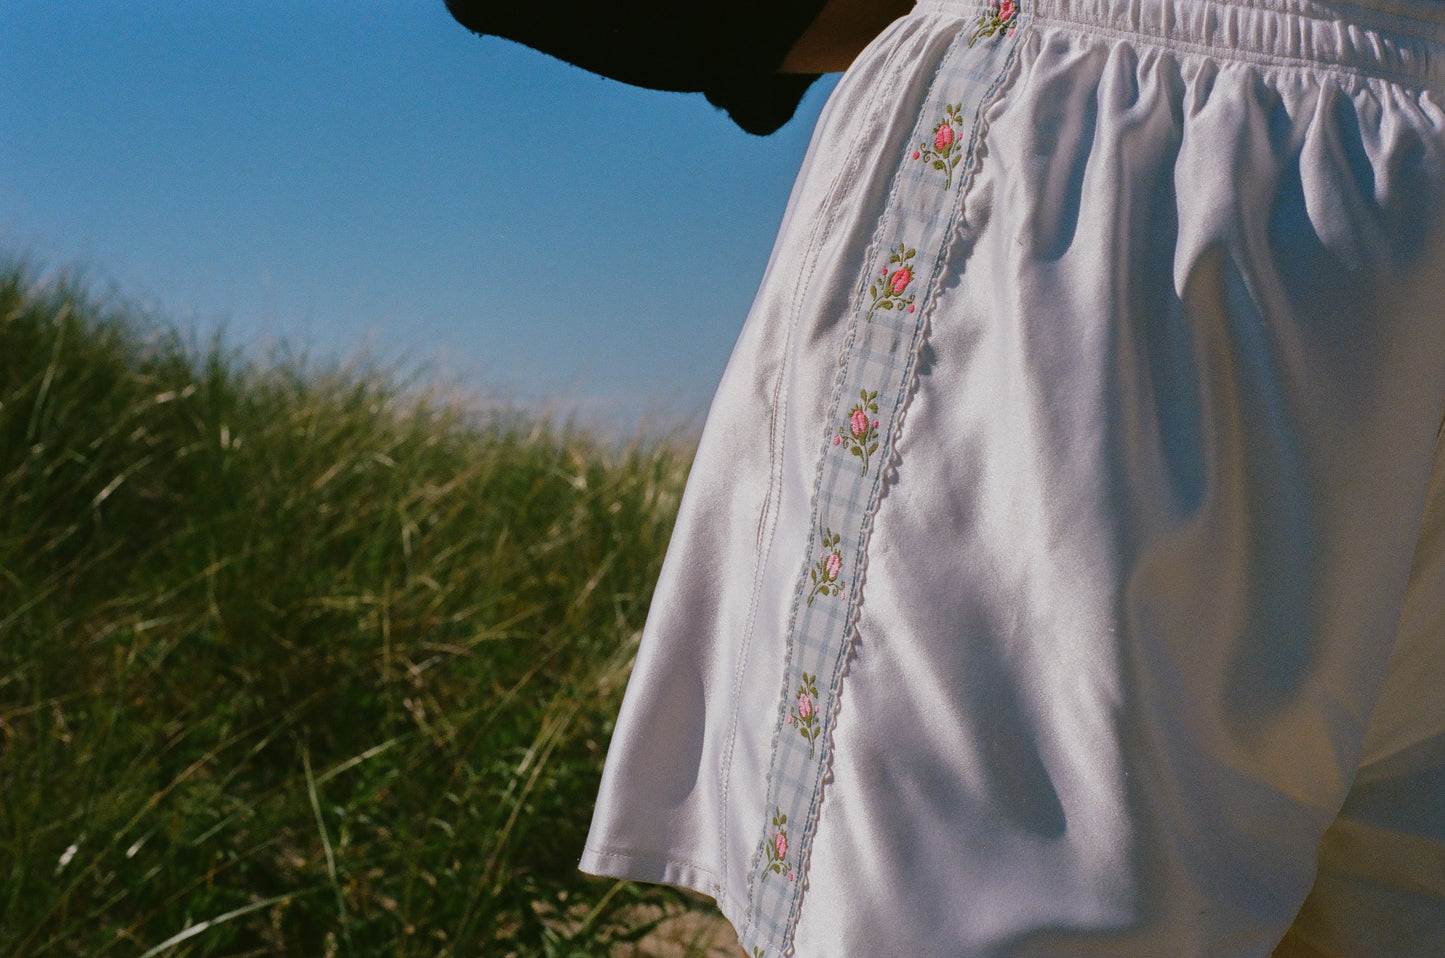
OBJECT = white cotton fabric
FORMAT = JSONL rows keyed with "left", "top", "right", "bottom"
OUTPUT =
{"left": 579, "top": 0, "right": 1445, "bottom": 954}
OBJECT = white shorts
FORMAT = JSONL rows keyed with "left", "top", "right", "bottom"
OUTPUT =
{"left": 582, "top": 0, "right": 1445, "bottom": 954}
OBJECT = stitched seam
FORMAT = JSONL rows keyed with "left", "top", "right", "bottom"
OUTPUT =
{"left": 738, "top": 49, "right": 937, "bottom": 958}
{"left": 782, "top": 16, "right": 1031, "bottom": 945}
{"left": 735, "top": 27, "right": 935, "bottom": 926}
{"left": 714, "top": 17, "right": 925, "bottom": 900}
{"left": 739, "top": 10, "right": 1031, "bottom": 954}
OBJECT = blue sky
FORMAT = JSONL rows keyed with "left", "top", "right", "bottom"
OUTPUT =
{"left": 2, "top": 1, "right": 836, "bottom": 427}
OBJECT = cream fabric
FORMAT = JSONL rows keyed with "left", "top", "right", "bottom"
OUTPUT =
{"left": 580, "top": 0, "right": 1445, "bottom": 954}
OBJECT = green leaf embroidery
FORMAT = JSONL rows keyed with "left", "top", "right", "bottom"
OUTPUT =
{"left": 836, "top": 392, "right": 882, "bottom": 475}
{"left": 764, "top": 807, "right": 791, "bottom": 877}
{"left": 789, "top": 672, "right": 823, "bottom": 758}
{"left": 806, "top": 529, "right": 844, "bottom": 605}
{"left": 914, "top": 103, "right": 969, "bottom": 189}
{"left": 865, "top": 243, "right": 917, "bottom": 321}
{"left": 968, "top": 0, "right": 1019, "bottom": 47}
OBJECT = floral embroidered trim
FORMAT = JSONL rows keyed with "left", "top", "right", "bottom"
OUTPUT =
{"left": 969, "top": 0, "right": 1018, "bottom": 46}
{"left": 740, "top": 9, "right": 1028, "bottom": 953}
{"left": 806, "top": 529, "right": 844, "bottom": 606}
{"left": 913, "top": 103, "right": 966, "bottom": 190}
{"left": 764, "top": 807, "right": 794, "bottom": 882}
{"left": 787, "top": 672, "right": 822, "bottom": 757}
{"left": 834, "top": 390, "right": 881, "bottom": 475}
{"left": 867, "top": 243, "right": 917, "bottom": 318}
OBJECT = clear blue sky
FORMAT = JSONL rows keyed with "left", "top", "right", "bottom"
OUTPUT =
{"left": 2, "top": 1, "right": 836, "bottom": 427}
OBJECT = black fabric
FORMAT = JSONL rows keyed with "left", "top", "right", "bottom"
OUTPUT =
{"left": 443, "top": 0, "right": 830, "bottom": 135}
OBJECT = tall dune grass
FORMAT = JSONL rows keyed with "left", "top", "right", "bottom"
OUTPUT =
{"left": 0, "top": 263, "right": 720, "bottom": 956}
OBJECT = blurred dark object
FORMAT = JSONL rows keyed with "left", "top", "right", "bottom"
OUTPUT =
{"left": 444, "top": 0, "right": 829, "bottom": 134}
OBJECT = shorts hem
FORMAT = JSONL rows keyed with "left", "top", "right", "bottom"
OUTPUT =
{"left": 578, "top": 845, "right": 744, "bottom": 924}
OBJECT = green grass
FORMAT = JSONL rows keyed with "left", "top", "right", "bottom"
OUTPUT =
{"left": 0, "top": 262, "right": 725, "bottom": 956}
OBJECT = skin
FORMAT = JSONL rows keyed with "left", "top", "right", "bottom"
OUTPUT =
{"left": 780, "top": 0, "right": 917, "bottom": 73}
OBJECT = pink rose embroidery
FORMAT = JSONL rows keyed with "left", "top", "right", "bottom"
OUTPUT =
{"left": 836, "top": 389, "right": 881, "bottom": 475}
{"left": 889, "top": 266, "right": 913, "bottom": 295}
{"left": 790, "top": 672, "right": 822, "bottom": 756}
{"left": 764, "top": 807, "right": 790, "bottom": 877}
{"left": 916, "top": 103, "right": 967, "bottom": 189}
{"left": 867, "top": 243, "right": 917, "bottom": 318}
{"left": 807, "top": 529, "right": 844, "bottom": 605}
{"left": 970, "top": 0, "right": 1020, "bottom": 46}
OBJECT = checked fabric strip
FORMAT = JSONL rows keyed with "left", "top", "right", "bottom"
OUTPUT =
{"left": 738, "top": 7, "right": 1027, "bottom": 956}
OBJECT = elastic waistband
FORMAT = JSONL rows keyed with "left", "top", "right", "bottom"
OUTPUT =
{"left": 914, "top": 0, "right": 1445, "bottom": 83}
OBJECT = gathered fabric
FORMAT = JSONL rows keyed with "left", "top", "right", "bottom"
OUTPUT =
{"left": 581, "top": 0, "right": 1445, "bottom": 954}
